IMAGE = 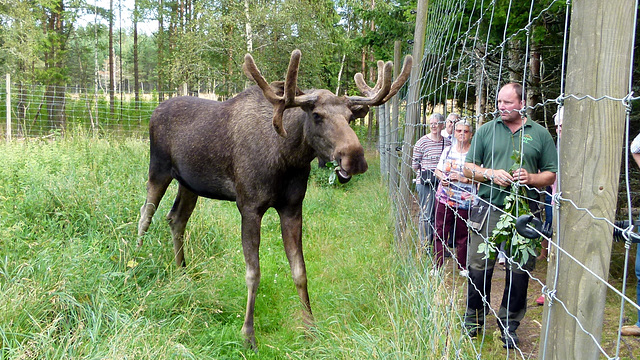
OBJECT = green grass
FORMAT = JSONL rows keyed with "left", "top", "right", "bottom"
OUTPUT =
{"left": 0, "top": 136, "right": 475, "bottom": 359}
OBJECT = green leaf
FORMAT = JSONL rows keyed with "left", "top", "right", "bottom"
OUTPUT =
{"left": 479, "top": 148, "right": 541, "bottom": 265}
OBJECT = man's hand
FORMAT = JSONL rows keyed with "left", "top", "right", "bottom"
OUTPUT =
{"left": 490, "top": 168, "right": 513, "bottom": 187}
{"left": 511, "top": 168, "right": 530, "bottom": 185}
{"left": 512, "top": 168, "right": 556, "bottom": 188}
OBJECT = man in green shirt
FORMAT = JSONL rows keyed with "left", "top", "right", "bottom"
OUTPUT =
{"left": 462, "top": 82, "right": 558, "bottom": 348}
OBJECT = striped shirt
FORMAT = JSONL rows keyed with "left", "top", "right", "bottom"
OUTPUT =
{"left": 412, "top": 135, "right": 451, "bottom": 185}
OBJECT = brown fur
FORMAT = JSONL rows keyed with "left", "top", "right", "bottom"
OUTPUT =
{"left": 137, "top": 50, "right": 410, "bottom": 349}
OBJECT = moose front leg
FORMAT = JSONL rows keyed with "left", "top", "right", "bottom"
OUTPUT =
{"left": 279, "top": 207, "right": 314, "bottom": 328}
{"left": 239, "top": 210, "right": 263, "bottom": 350}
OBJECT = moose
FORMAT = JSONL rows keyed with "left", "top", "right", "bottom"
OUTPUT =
{"left": 137, "top": 49, "right": 412, "bottom": 348}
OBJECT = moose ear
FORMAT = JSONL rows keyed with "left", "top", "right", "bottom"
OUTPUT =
{"left": 350, "top": 105, "right": 370, "bottom": 120}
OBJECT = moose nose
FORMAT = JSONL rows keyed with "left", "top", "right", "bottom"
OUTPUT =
{"left": 334, "top": 145, "right": 368, "bottom": 176}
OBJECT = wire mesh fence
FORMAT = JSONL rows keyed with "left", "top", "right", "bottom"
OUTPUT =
{"left": 0, "top": 79, "right": 196, "bottom": 140}
{"left": 380, "top": 0, "right": 640, "bottom": 359}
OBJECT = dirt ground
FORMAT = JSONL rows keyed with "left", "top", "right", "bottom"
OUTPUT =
{"left": 442, "top": 252, "right": 640, "bottom": 359}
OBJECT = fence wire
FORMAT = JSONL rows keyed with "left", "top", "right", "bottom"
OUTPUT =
{"left": 0, "top": 82, "right": 193, "bottom": 139}
{"left": 379, "top": 0, "right": 640, "bottom": 359}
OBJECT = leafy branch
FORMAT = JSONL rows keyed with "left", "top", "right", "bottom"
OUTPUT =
{"left": 477, "top": 150, "right": 541, "bottom": 266}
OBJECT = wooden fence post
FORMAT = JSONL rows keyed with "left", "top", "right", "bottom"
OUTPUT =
{"left": 398, "top": 0, "right": 428, "bottom": 242}
{"left": 539, "top": 0, "right": 635, "bottom": 358}
{"left": 379, "top": 103, "right": 388, "bottom": 178}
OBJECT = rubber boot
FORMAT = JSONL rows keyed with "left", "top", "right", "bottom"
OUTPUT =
{"left": 497, "top": 319, "right": 520, "bottom": 349}
{"left": 497, "top": 271, "right": 529, "bottom": 349}
{"left": 464, "top": 268, "right": 494, "bottom": 336}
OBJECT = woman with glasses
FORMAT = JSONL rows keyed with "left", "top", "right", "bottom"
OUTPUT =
{"left": 433, "top": 120, "right": 475, "bottom": 276}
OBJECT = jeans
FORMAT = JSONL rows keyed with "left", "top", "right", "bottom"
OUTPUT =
{"left": 417, "top": 182, "right": 437, "bottom": 246}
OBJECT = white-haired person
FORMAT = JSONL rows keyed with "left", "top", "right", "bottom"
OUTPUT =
{"left": 441, "top": 113, "right": 461, "bottom": 144}
{"left": 433, "top": 120, "right": 475, "bottom": 275}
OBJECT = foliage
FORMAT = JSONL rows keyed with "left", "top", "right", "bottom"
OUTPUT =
{"left": 477, "top": 150, "right": 541, "bottom": 266}
{"left": 0, "top": 0, "right": 414, "bottom": 100}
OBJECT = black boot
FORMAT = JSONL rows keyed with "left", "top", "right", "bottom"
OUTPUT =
{"left": 464, "top": 268, "right": 494, "bottom": 337}
{"left": 497, "top": 319, "right": 520, "bottom": 349}
{"left": 497, "top": 271, "right": 528, "bottom": 349}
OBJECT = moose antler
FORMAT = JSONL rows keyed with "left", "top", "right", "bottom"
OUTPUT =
{"left": 347, "top": 55, "right": 413, "bottom": 106}
{"left": 243, "top": 49, "right": 317, "bottom": 137}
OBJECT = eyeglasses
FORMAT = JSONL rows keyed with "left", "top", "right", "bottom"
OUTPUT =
{"left": 455, "top": 129, "right": 470, "bottom": 133}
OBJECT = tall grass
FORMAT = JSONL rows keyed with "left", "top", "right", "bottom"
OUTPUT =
{"left": 0, "top": 136, "right": 475, "bottom": 359}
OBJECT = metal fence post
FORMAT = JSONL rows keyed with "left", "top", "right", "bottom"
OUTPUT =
{"left": 6, "top": 73, "right": 10, "bottom": 141}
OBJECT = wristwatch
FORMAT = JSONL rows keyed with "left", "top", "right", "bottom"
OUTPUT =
{"left": 483, "top": 169, "right": 491, "bottom": 181}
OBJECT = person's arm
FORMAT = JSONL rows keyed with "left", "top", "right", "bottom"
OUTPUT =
{"left": 631, "top": 133, "right": 640, "bottom": 169}
{"left": 633, "top": 153, "right": 640, "bottom": 169}
{"left": 435, "top": 147, "right": 449, "bottom": 183}
{"left": 412, "top": 139, "right": 424, "bottom": 172}
{"left": 434, "top": 168, "right": 449, "bottom": 186}
{"left": 463, "top": 162, "right": 514, "bottom": 187}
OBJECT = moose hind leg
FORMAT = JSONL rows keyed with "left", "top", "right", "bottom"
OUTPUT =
{"left": 166, "top": 184, "right": 198, "bottom": 267}
{"left": 279, "top": 208, "right": 314, "bottom": 327}
{"left": 239, "top": 209, "right": 264, "bottom": 350}
{"left": 138, "top": 174, "right": 172, "bottom": 241}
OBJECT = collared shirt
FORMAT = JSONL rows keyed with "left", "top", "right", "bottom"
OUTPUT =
{"left": 466, "top": 118, "right": 558, "bottom": 206}
{"left": 441, "top": 129, "right": 457, "bottom": 146}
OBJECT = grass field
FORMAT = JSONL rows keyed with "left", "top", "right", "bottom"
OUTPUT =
{"left": 0, "top": 136, "right": 475, "bottom": 359}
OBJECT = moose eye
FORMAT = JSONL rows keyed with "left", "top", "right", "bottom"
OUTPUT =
{"left": 312, "top": 113, "right": 323, "bottom": 124}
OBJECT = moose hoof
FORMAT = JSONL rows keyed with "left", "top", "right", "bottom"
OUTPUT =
{"left": 244, "top": 335, "right": 257, "bottom": 352}
{"left": 242, "top": 326, "right": 257, "bottom": 351}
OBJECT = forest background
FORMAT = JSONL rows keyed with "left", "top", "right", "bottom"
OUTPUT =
{"left": 2, "top": 0, "right": 640, "bottom": 210}
{"left": 0, "top": 0, "right": 595, "bottom": 130}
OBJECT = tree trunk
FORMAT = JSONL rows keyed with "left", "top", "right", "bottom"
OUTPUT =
{"left": 539, "top": 0, "right": 635, "bottom": 358}
{"left": 44, "top": 0, "right": 67, "bottom": 132}
{"left": 508, "top": 38, "right": 522, "bottom": 83}
{"left": 474, "top": 43, "right": 486, "bottom": 127}
{"left": 17, "top": 83, "right": 26, "bottom": 137}
{"left": 527, "top": 40, "right": 541, "bottom": 122}
{"left": 158, "top": 0, "right": 165, "bottom": 102}
{"left": 245, "top": 0, "right": 252, "bottom": 53}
